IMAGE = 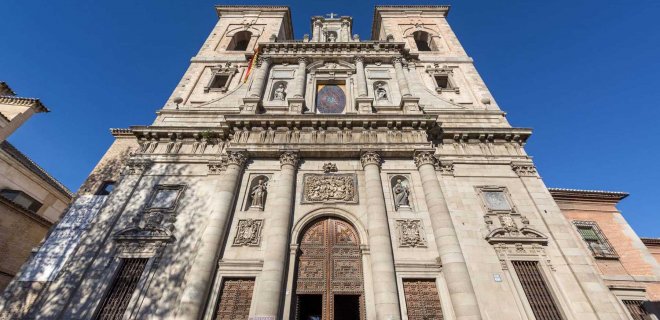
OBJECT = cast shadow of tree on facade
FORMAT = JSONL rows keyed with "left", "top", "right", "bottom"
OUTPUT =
{"left": 1, "top": 150, "right": 236, "bottom": 319}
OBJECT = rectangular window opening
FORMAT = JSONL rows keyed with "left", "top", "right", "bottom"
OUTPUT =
{"left": 0, "top": 189, "right": 43, "bottom": 213}
{"left": 435, "top": 75, "right": 450, "bottom": 89}
{"left": 96, "top": 181, "right": 116, "bottom": 196}
{"left": 512, "top": 260, "right": 563, "bottom": 320}
{"left": 573, "top": 221, "right": 618, "bottom": 259}
{"left": 210, "top": 75, "right": 229, "bottom": 89}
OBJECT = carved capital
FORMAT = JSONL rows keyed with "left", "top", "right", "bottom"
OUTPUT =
{"left": 280, "top": 151, "right": 300, "bottom": 167}
{"left": 392, "top": 56, "right": 403, "bottom": 65}
{"left": 413, "top": 151, "right": 436, "bottom": 168}
{"left": 256, "top": 56, "right": 271, "bottom": 68}
{"left": 354, "top": 56, "right": 364, "bottom": 63}
{"left": 125, "top": 159, "right": 153, "bottom": 175}
{"left": 511, "top": 162, "right": 538, "bottom": 177}
{"left": 360, "top": 151, "right": 381, "bottom": 168}
{"left": 297, "top": 57, "right": 308, "bottom": 65}
{"left": 226, "top": 151, "right": 248, "bottom": 168}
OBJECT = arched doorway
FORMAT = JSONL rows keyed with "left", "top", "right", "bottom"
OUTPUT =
{"left": 294, "top": 217, "right": 365, "bottom": 320}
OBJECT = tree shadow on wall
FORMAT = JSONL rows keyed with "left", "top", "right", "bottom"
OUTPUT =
{"left": 1, "top": 151, "right": 233, "bottom": 319}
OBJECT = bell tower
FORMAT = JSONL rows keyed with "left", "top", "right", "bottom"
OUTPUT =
{"left": 310, "top": 13, "right": 356, "bottom": 42}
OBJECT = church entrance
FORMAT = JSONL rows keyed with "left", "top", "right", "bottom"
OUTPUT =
{"left": 294, "top": 217, "right": 365, "bottom": 320}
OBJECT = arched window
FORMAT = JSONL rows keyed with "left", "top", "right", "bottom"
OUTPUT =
{"left": 413, "top": 31, "right": 433, "bottom": 51}
{"left": 227, "top": 31, "right": 252, "bottom": 51}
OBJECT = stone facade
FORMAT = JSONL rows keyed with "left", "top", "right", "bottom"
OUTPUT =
{"left": 0, "top": 82, "right": 72, "bottom": 293}
{"left": 1, "top": 5, "right": 657, "bottom": 320}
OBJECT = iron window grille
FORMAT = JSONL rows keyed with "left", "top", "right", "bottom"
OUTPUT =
{"left": 512, "top": 260, "right": 563, "bottom": 320}
{"left": 573, "top": 220, "right": 619, "bottom": 259}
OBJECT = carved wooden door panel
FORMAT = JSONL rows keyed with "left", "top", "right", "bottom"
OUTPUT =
{"left": 295, "top": 217, "right": 364, "bottom": 320}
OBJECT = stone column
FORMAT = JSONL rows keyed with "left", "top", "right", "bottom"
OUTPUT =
{"left": 361, "top": 151, "right": 402, "bottom": 320}
{"left": 355, "top": 56, "right": 368, "bottom": 97}
{"left": 294, "top": 57, "right": 307, "bottom": 98}
{"left": 249, "top": 57, "right": 271, "bottom": 98}
{"left": 414, "top": 151, "right": 482, "bottom": 320}
{"left": 176, "top": 151, "right": 247, "bottom": 320}
{"left": 392, "top": 57, "right": 411, "bottom": 96}
{"left": 253, "top": 151, "right": 299, "bottom": 318}
{"left": 341, "top": 19, "right": 350, "bottom": 42}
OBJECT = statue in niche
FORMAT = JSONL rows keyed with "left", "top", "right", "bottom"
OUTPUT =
{"left": 327, "top": 31, "right": 337, "bottom": 42}
{"left": 393, "top": 178, "right": 410, "bottom": 209}
{"left": 375, "top": 83, "right": 388, "bottom": 101}
{"left": 249, "top": 179, "right": 268, "bottom": 209}
{"left": 273, "top": 83, "right": 287, "bottom": 100}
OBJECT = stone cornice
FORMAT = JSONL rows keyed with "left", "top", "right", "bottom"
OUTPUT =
{"left": 548, "top": 188, "right": 629, "bottom": 203}
{"left": 110, "top": 128, "right": 134, "bottom": 137}
{"left": 0, "top": 96, "right": 49, "bottom": 113}
{"left": 439, "top": 127, "right": 532, "bottom": 144}
{"left": 258, "top": 41, "right": 415, "bottom": 63}
{"left": 641, "top": 238, "right": 660, "bottom": 246}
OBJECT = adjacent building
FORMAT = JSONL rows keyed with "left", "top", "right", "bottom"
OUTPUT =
{"left": 1, "top": 5, "right": 658, "bottom": 320}
{"left": 0, "top": 82, "right": 72, "bottom": 291}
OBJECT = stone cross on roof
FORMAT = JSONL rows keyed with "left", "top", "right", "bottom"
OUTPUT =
{"left": 326, "top": 12, "right": 338, "bottom": 19}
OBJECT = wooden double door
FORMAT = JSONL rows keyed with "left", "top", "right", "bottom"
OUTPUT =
{"left": 294, "top": 217, "right": 365, "bottom": 320}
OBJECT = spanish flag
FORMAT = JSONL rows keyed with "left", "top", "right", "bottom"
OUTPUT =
{"left": 243, "top": 45, "right": 259, "bottom": 83}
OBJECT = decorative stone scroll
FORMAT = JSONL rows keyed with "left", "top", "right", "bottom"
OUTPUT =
{"left": 302, "top": 173, "right": 358, "bottom": 204}
{"left": 511, "top": 162, "right": 538, "bottom": 177}
{"left": 233, "top": 219, "right": 264, "bottom": 247}
{"left": 396, "top": 219, "right": 427, "bottom": 248}
{"left": 125, "top": 158, "right": 153, "bottom": 175}
{"left": 207, "top": 160, "right": 226, "bottom": 175}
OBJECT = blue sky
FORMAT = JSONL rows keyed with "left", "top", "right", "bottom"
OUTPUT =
{"left": 1, "top": 1, "right": 658, "bottom": 236}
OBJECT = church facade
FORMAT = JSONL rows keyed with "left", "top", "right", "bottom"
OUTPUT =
{"left": 1, "top": 5, "right": 658, "bottom": 320}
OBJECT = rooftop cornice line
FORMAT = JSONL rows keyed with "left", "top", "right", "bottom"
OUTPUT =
{"left": 0, "top": 141, "right": 72, "bottom": 197}
{"left": 548, "top": 187, "right": 629, "bottom": 202}
{"left": 0, "top": 96, "right": 49, "bottom": 113}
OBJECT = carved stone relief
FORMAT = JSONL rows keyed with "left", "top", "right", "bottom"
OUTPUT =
{"left": 302, "top": 173, "right": 358, "bottom": 204}
{"left": 233, "top": 219, "right": 263, "bottom": 247}
{"left": 396, "top": 219, "right": 426, "bottom": 248}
